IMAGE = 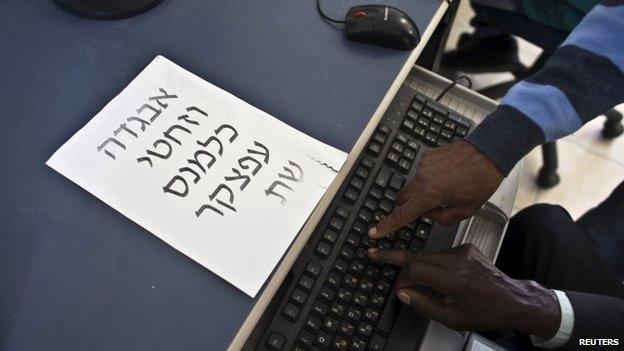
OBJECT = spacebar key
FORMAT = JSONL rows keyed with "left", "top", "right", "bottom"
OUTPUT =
{"left": 376, "top": 293, "right": 401, "bottom": 335}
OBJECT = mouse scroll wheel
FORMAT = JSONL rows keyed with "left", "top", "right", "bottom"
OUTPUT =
{"left": 353, "top": 10, "right": 367, "bottom": 18}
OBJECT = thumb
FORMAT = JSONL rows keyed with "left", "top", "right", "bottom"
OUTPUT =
{"left": 397, "top": 288, "right": 453, "bottom": 325}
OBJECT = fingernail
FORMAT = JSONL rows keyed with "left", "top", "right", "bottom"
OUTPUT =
{"left": 398, "top": 291, "right": 411, "bottom": 305}
{"left": 367, "top": 248, "right": 379, "bottom": 254}
{"left": 368, "top": 227, "right": 377, "bottom": 237}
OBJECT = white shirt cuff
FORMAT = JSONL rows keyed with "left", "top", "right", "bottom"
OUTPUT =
{"left": 530, "top": 290, "right": 574, "bottom": 349}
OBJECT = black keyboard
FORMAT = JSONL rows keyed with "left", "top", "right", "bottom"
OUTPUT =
{"left": 243, "top": 84, "right": 473, "bottom": 351}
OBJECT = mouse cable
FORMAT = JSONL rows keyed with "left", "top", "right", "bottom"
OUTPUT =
{"left": 317, "top": 0, "right": 346, "bottom": 24}
{"left": 436, "top": 75, "right": 472, "bottom": 101}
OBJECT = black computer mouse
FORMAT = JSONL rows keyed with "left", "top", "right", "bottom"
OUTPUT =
{"left": 345, "top": 5, "right": 420, "bottom": 50}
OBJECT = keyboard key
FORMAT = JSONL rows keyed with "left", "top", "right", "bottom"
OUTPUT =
{"left": 319, "top": 285, "right": 336, "bottom": 301}
{"left": 337, "top": 288, "right": 353, "bottom": 303}
{"left": 339, "top": 320, "right": 356, "bottom": 336}
{"left": 332, "top": 335, "right": 349, "bottom": 351}
{"left": 355, "top": 248, "right": 367, "bottom": 260}
{"left": 353, "top": 292, "right": 368, "bottom": 307}
{"left": 351, "top": 337, "right": 367, "bottom": 351}
{"left": 421, "top": 215, "right": 433, "bottom": 225}
{"left": 368, "top": 334, "right": 387, "bottom": 351}
{"left": 322, "top": 229, "right": 338, "bottom": 244}
{"left": 360, "top": 157, "right": 375, "bottom": 170}
{"left": 355, "top": 167, "right": 370, "bottom": 179}
{"left": 358, "top": 279, "right": 374, "bottom": 294}
{"left": 352, "top": 221, "right": 367, "bottom": 235}
{"left": 343, "top": 274, "right": 359, "bottom": 290}
{"left": 364, "top": 265, "right": 381, "bottom": 280}
{"left": 414, "top": 224, "right": 429, "bottom": 240}
{"left": 364, "top": 307, "right": 380, "bottom": 323}
{"left": 306, "top": 261, "right": 322, "bottom": 277}
{"left": 292, "top": 345, "right": 306, "bottom": 351}
{"left": 367, "top": 141, "right": 382, "bottom": 156}
{"left": 396, "top": 132, "right": 408, "bottom": 143}
{"left": 305, "top": 314, "right": 322, "bottom": 332}
{"left": 312, "top": 300, "right": 329, "bottom": 316}
{"left": 345, "top": 234, "right": 361, "bottom": 248}
{"left": 315, "top": 241, "right": 332, "bottom": 258}
{"left": 350, "top": 177, "right": 364, "bottom": 191}
{"left": 437, "top": 139, "right": 449, "bottom": 147}
{"left": 376, "top": 279, "right": 391, "bottom": 294}
{"left": 406, "top": 109, "right": 419, "bottom": 120}
{"left": 369, "top": 187, "right": 383, "bottom": 201}
{"left": 406, "top": 138, "right": 419, "bottom": 150}
{"left": 421, "top": 107, "right": 434, "bottom": 118}
{"left": 378, "top": 124, "right": 391, "bottom": 135}
{"left": 266, "top": 332, "right": 286, "bottom": 350}
{"left": 456, "top": 126, "right": 468, "bottom": 137}
{"left": 316, "top": 330, "right": 332, "bottom": 348}
{"left": 428, "top": 122, "right": 441, "bottom": 134}
{"left": 333, "top": 259, "right": 348, "bottom": 274}
{"left": 370, "top": 294, "right": 386, "bottom": 308}
{"left": 283, "top": 302, "right": 301, "bottom": 321}
{"left": 329, "top": 217, "right": 344, "bottom": 232}
{"left": 444, "top": 119, "right": 457, "bottom": 130}
{"left": 390, "top": 141, "right": 404, "bottom": 153}
{"left": 344, "top": 188, "right": 358, "bottom": 204}
{"left": 382, "top": 267, "right": 397, "bottom": 280}
{"left": 298, "top": 329, "right": 315, "bottom": 347}
{"left": 377, "top": 294, "right": 400, "bottom": 334}
{"left": 339, "top": 246, "right": 355, "bottom": 261}
{"left": 323, "top": 315, "right": 339, "bottom": 333}
{"left": 376, "top": 239, "right": 391, "bottom": 250}
{"left": 413, "top": 125, "right": 426, "bottom": 137}
{"left": 425, "top": 132, "right": 437, "bottom": 144}
{"left": 433, "top": 114, "right": 445, "bottom": 125}
{"left": 441, "top": 128, "right": 453, "bottom": 140}
{"left": 349, "top": 260, "right": 365, "bottom": 275}
{"left": 397, "top": 158, "right": 411, "bottom": 173}
{"left": 411, "top": 99, "right": 423, "bottom": 110}
{"left": 291, "top": 288, "right": 307, "bottom": 306}
{"left": 329, "top": 301, "right": 347, "bottom": 318}
{"left": 358, "top": 321, "right": 374, "bottom": 337}
{"left": 385, "top": 151, "right": 400, "bottom": 165}
{"left": 346, "top": 306, "right": 362, "bottom": 322}
{"left": 374, "top": 168, "right": 392, "bottom": 188}
{"left": 372, "top": 132, "right": 386, "bottom": 145}
{"left": 358, "top": 209, "right": 372, "bottom": 223}
{"left": 403, "top": 148, "right": 417, "bottom": 161}
{"left": 379, "top": 199, "right": 393, "bottom": 214}
{"left": 298, "top": 275, "right": 315, "bottom": 291}
{"left": 388, "top": 175, "right": 404, "bottom": 191}
{"left": 327, "top": 272, "right": 341, "bottom": 288}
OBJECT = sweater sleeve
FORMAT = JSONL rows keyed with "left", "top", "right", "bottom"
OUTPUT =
{"left": 466, "top": 0, "right": 624, "bottom": 175}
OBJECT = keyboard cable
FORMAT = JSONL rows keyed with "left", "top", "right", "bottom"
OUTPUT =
{"left": 436, "top": 75, "right": 472, "bottom": 102}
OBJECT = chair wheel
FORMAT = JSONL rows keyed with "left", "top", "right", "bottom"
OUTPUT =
{"left": 602, "top": 121, "right": 624, "bottom": 139}
{"left": 537, "top": 168, "right": 560, "bottom": 188}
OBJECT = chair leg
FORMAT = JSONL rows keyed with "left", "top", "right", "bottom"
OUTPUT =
{"left": 537, "top": 142, "right": 560, "bottom": 188}
{"left": 602, "top": 109, "right": 624, "bottom": 139}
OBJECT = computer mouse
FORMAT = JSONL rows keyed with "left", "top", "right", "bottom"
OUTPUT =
{"left": 345, "top": 5, "right": 420, "bottom": 50}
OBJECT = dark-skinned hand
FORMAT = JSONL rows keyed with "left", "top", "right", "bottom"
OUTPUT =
{"left": 368, "top": 244, "right": 561, "bottom": 338}
{"left": 368, "top": 140, "right": 504, "bottom": 239}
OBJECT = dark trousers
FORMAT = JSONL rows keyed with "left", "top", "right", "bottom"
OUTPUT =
{"left": 492, "top": 204, "right": 624, "bottom": 349}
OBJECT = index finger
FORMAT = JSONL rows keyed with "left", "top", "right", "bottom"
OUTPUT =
{"left": 368, "top": 193, "right": 436, "bottom": 239}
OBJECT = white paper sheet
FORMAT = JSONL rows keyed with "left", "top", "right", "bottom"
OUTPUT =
{"left": 47, "top": 56, "right": 347, "bottom": 297}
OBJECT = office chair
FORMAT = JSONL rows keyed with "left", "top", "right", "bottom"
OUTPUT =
{"left": 440, "top": 4, "right": 623, "bottom": 188}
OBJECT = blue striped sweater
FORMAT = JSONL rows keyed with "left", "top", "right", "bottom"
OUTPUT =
{"left": 466, "top": 0, "right": 624, "bottom": 175}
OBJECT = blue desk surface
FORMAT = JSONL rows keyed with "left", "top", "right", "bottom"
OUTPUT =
{"left": 0, "top": 0, "right": 442, "bottom": 349}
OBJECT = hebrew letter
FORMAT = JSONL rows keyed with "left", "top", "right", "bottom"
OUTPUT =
{"left": 224, "top": 168, "right": 251, "bottom": 190}
{"left": 177, "top": 114, "right": 199, "bottom": 126}
{"left": 126, "top": 116, "right": 151, "bottom": 131}
{"left": 163, "top": 175, "right": 188, "bottom": 197}
{"left": 179, "top": 167, "right": 200, "bottom": 184}
{"left": 238, "top": 156, "right": 262, "bottom": 175}
{"left": 148, "top": 87, "right": 178, "bottom": 108}
{"left": 188, "top": 150, "right": 217, "bottom": 173}
{"left": 137, "top": 103, "right": 162, "bottom": 123}
{"left": 195, "top": 204, "right": 224, "bottom": 217}
{"left": 215, "top": 124, "right": 238, "bottom": 143}
{"left": 247, "top": 141, "right": 269, "bottom": 164}
{"left": 97, "top": 138, "right": 126, "bottom": 159}
{"left": 137, "top": 156, "right": 153, "bottom": 168}
{"left": 197, "top": 136, "right": 223, "bottom": 156}
{"left": 146, "top": 139, "right": 172, "bottom": 159}
{"left": 278, "top": 161, "right": 304, "bottom": 182}
{"left": 163, "top": 124, "right": 192, "bottom": 145}
{"left": 265, "top": 181, "right": 293, "bottom": 205}
{"left": 209, "top": 184, "right": 237, "bottom": 212}
{"left": 187, "top": 106, "right": 207, "bottom": 117}
{"left": 113, "top": 123, "right": 138, "bottom": 138}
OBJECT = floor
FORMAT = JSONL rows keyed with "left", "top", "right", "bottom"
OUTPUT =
{"left": 442, "top": 1, "right": 624, "bottom": 219}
